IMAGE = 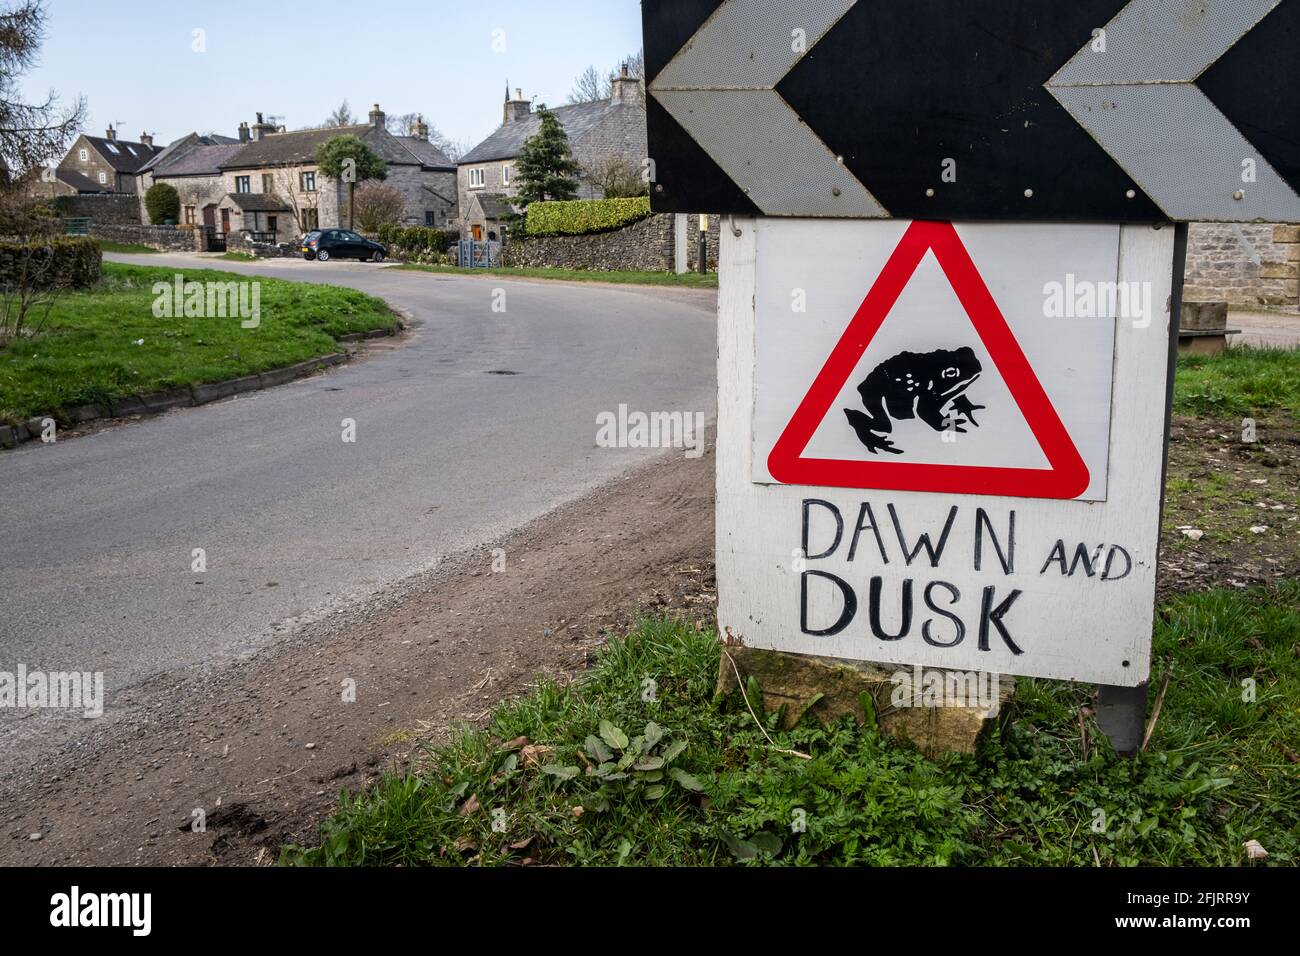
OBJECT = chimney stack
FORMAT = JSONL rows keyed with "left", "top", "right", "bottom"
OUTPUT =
{"left": 238, "top": 121, "right": 250, "bottom": 143}
{"left": 251, "top": 112, "right": 275, "bottom": 141}
{"left": 503, "top": 87, "right": 532, "bottom": 125}
{"left": 140, "top": 132, "right": 153, "bottom": 148}
{"left": 410, "top": 114, "right": 430, "bottom": 140}
{"left": 369, "top": 103, "right": 386, "bottom": 129}
{"left": 105, "top": 125, "right": 117, "bottom": 141}
{"left": 610, "top": 63, "right": 643, "bottom": 105}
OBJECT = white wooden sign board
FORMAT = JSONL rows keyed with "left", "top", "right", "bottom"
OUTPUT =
{"left": 717, "top": 219, "right": 1176, "bottom": 686}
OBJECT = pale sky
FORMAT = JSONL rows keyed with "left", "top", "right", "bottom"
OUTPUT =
{"left": 21, "top": 0, "right": 645, "bottom": 153}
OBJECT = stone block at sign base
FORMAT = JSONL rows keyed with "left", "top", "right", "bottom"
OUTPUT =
{"left": 715, "top": 645, "right": 1014, "bottom": 759}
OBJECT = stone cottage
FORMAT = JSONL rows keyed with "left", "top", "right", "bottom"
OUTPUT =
{"left": 214, "top": 106, "right": 458, "bottom": 244}
{"left": 58, "top": 126, "right": 162, "bottom": 194}
{"left": 457, "top": 71, "right": 647, "bottom": 240}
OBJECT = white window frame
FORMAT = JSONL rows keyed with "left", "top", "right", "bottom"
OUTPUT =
{"left": 97, "top": 171, "right": 107, "bottom": 184}
{"left": 469, "top": 168, "right": 485, "bottom": 189}
{"left": 78, "top": 148, "right": 88, "bottom": 161}
{"left": 501, "top": 164, "right": 510, "bottom": 186}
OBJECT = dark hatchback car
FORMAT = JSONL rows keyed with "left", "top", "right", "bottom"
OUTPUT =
{"left": 302, "top": 229, "right": 388, "bottom": 263}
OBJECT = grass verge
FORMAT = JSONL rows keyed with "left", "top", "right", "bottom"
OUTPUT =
{"left": 284, "top": 581, "right": 1299, "bottom": 867}
{"left": 1175, "top": 346, "right": 1300, "bottom": 420}
{"left": 0, "top": 261, "right": 397, "bottom": 424}
{"left": 94, "top": 240, "right": 159, "bottom": 254}
{"left": 394, "top": 262, "right": 718, "bottom": 289}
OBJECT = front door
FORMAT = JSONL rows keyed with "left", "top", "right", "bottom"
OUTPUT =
{"left": 203, "top": 205, "right": 216, "bottom": 228}
{"left": 472, "top": 224, "right": 483, "bottom": 242}
{"left": 220, "top": 208, "right": 230, "bottom": 235}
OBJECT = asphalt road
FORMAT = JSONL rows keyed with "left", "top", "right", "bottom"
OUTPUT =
{"left": 0, "top": 255, "right": 716, "bottom": 705}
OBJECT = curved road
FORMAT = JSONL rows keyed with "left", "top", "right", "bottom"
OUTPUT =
{"left": 0, "top": 255, "right": 716, "bottom": 710}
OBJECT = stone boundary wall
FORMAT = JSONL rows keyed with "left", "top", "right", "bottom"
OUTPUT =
{"left": 1185, "top": 223, "right": 1299, "bottom": 310}
{"left": 89, "top": 222, "right": 202, "bottom": 253}
{"left": 502, "top": 212, "right": 720, "bottom": 272}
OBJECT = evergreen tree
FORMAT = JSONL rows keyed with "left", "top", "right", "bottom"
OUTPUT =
{"left": 513, "top": 108, "right": 580, "bottom": 206}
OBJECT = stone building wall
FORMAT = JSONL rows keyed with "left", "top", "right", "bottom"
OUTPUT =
{"left": 1185, "top": 223, "right": 1300, "bottom": 310}
{"left": 53, "top": 194, "right": 141, "bottom": 224}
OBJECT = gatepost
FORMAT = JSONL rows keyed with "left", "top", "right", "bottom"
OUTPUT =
{"left": 642, "top": 0, "right": 1300, "bottom": 755}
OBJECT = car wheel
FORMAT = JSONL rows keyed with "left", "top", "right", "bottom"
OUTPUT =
{"left": 303, "top": 252, "right": 316, "bottom": 261}
{"left": 317, "top": 250, "right": 330, "bottom": 262}
{"left": 371, "top": 251, "right": 384, "bottom": 263}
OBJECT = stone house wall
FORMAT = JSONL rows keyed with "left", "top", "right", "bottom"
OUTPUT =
{"left": 1184, "top": 223, "right": 1300, "bottom": 310}
{"left": 59, "top": 135, "right": 133, "bottom": 193}
{"left": 145, "top": 175, "right": 227, "bottom": 226}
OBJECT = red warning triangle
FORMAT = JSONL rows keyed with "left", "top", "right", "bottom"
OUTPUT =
{"left": 767, "top": 221, "right": 1090, "bottom": 500}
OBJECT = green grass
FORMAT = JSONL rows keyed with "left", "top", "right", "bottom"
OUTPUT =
{"left": 94, "top": 240, "right": 159, "bottom": 254}
{"left": 394, "top": 262, "right": 718, "bottom": 289}
{"left": 284, "top": 581, "right": 1300, "bottom": 867}
{"left": 0, "top": 262, "right": 397, "bottom": 424}
{"left": 217, "top": 251, "right": 257, "bottom": 262}
{"left": 1175, "top": 346, "right": 1300, "bottom": 419}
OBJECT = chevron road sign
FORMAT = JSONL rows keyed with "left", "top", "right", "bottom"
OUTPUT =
{"left": 643, "top": 0, "right": 1300, "bottom": 222}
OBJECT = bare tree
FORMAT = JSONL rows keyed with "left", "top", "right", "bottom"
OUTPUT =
{"left": 323, "top": 100, "right": 355, "bottom": 128}
{"left": 0, "top": 191, "right": 65, "bottom": 346}
{"left": 568, "top": 66, "right": 606, "bottom": 105}
{"left": 266, "top": 162, "right": 320, "bottom": 237}
{"left": 0, "top": 1, "right": 85, "bottom": 174}
{"left": 568, "top": 52, "right": 646, "bottom": 107}
{"left": 353, "top": 182, "right": 405, "bottom": 232}
{"left": 582, "top": 154, "right": 648, "bottom": 199}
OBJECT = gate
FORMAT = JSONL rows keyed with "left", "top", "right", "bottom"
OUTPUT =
{"left": 456, "top": 240, "right": 500, "bottom": 269}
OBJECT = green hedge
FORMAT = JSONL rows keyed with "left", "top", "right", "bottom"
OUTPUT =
{"left": 525, "top": 197, "right": 652, "bottom": 237}
{"left": 374, "top": 224, "right": 459, "bottom": 255}
{"left": 0, "top": 237, "right": 102, "bottom": 290}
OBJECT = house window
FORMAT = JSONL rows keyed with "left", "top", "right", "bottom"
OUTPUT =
{"left": 469, "top": 168, "right": 485, "bottom": 188}
{"left": 78, "top": 148, "right": 88, "bottom": 162}
{"left": 425, "top": 211, "right": 436, "bottom": 226}
{"left": 235, "top": 176, "right": 251, "bottom": 193}
{"left": 302, "top": 208, "right": 319, "bottom": 231}
{"left": 268, "top": 215, "right": 278, "bottom": 234}
{"left": 262, "top": 174, "right": 274, "bottom": 193}
{"left": 184, "top": 206, "right": 196, "bottom": 225}
{"left": 97, "top": 171, "right": 107, "bottom": 184}
{"left": 502, "top": 165, "right": 510, "bottom": 186}
{"left": 300, "top": 171, "right": 317, "bottom": 192}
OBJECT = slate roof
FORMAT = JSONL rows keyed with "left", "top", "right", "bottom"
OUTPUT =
{"left": 459, "top": 99, "right": 622, "bottom": 164}
{"left": 219, "top": 125, "right": 429, "bottom": 170}
{"left": 472, "top": 193, "right": 517, "bottom": 220}
{"left": 155, "top": 144, "right": 246, "bottom": 177}
{"left": 397, "top": 136, "right": 455, "bottom": 169}
{"left": 227, "top": 192, "right": 291, "bottom": 212}
{"left": 141, "top": 134, "right": 243, "bottom": 174}
{"left": 83, "top": 135, "right": 162, "bottom": 173}
{"left": 56, "top": 169, "right": 111, "bottom": 193}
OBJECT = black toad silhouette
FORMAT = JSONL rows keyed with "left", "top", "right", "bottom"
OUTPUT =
{"left": 844, "top": 346, "right": 986, "bottom": 455}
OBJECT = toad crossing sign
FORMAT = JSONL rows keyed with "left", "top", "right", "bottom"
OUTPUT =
{"left": 718, "top": 218, "right": 1177, "bottom": 687}
{"left": 643, "top": 0, "right": 1300, "bottom": 704}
